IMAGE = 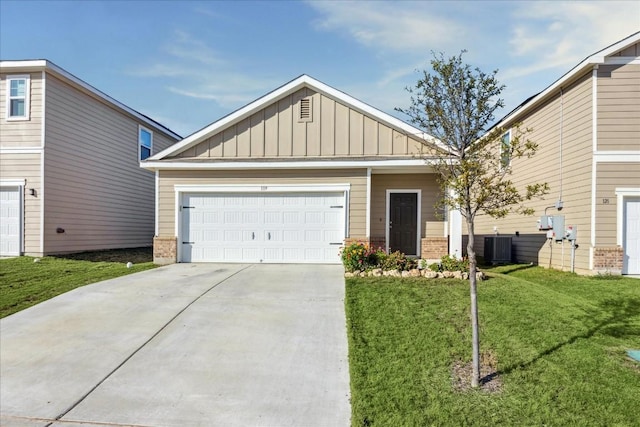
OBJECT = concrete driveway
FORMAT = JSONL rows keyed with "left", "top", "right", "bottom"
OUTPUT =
{"left": 0, "top": 264, "right": 351, "bottom": 427}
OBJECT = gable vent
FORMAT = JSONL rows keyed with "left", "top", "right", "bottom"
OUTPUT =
{"left": 298, "top": 97, "right": 312, "bottom": 122}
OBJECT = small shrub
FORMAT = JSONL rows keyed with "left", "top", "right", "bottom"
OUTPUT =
{"left": 380, "top": 251, "right": 417, "bottom": 271}
{"left": 430, "top": 254, "right": 470, "bottom": 272}
{"left": 341, "top": 242, "right": 376, "bottom": 272}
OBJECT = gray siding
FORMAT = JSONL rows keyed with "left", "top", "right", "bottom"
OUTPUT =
{"left": 0, "top": 72, "right": 43, "bottom": 148}
{"left": 172, "top": 88, "right": 434, "bottom": 160}
{"left": 43, "top": 73, "right": 176, "bottom": 253}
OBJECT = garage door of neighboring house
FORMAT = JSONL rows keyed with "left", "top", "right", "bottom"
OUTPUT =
{"left": 623, "top": 196, "right": 640, "bottom": 275}
{"left": 180, "top": 192, "right": 346, "bottom": 263}
{"left": 0, "top": 186, "right": 21, "bottom": 256}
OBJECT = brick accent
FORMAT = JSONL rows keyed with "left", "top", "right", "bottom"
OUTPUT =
{"left": 343, "top": 237, "right": 370, "bottom": 247}
{"left": 593, "top": 246, "right": 623, "bottom": 274}
{"left": 421, "top": 237, "right": 448, "bottom": 260}
{"left": 154, "top": 237, "right": 177, "bottom": 265}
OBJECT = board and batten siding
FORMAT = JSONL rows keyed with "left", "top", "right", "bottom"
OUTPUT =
{"left": 0, "top": 152, "right": 42, "bottom": 254}
{"left": 171, "top": 88, "right": 434, "bottom": 160}
{"left": 0, "top": 72, "right": 43, "bottom": 148}
{"left": 42, "top": 73, "right": 176, "bottom": 253}
{"left": 157, "top": 169, "right": 367, "bottom": 238}
{"left": 595, "top": 162, "right": 640, "bottom": 247}
{"left": 471, "top": 71, "right": 594, "bottom": 273}
{"left": 370, "top": 174, "right": 444, "bottom": 241}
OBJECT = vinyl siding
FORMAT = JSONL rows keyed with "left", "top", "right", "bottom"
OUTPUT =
{"left": 171, "top": 88, "right": 434, "bottom": 160}
{"left": 156, "top": 169, "right": 367, "bottom": 238}
{"left": 370, "top": 174, "right": 444, "bottom": 242}
{"left": 595, "top": 162, "right": 640, "bottom": 246}
{"left": 0, "top": 152, "right": 42, "bottom": 254}
{"left": 472, "top": 71, "right": 594, "bottom": 273}
{"left": 597, "top": 63, "right": 640, "bottom": 151}
{"left": 0, "top": 72, "right": 43, "bottom": 148}
{"left": 42, "top": 73, "right": 176, "bottom": 253}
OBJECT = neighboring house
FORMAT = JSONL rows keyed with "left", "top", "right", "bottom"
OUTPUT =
{"left": 471, "top": 32, "right": 640, "bottom": 275}
{"left": 142, "top": 75, "right": 461, "bottom": 264}
{"left": 0, "top": 60, "right": 181, "bottom": 257}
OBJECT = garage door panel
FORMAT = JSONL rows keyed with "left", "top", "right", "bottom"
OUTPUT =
{"left": 181, "top": 191, "right": 345, "bottom": 263}
{"left": 0, "top": 187, "right": 21, "bottom": 256}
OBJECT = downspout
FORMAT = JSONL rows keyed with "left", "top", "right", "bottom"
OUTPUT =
{"left": 560, "top": 87, "right": 564, "bottom": 270}
{"left": 590, "top": 65, "right": 599, "bottom": 271}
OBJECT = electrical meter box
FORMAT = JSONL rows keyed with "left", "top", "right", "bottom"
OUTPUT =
{"left": 552, "top": 215, "right": 565, "bottom": 241}
{"left": 565, "top": 225, "right": 577, "bottom": 241}
{"left": 538, "top": 215, "right": 553, "bottom": 231}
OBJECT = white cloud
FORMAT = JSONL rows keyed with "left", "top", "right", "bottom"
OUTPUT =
{"left": 308, "top": 1, "right": 466, "bottom": 53}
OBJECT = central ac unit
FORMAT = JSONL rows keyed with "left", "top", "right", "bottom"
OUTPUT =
{"left": 484, "top": 236, "right": 512, "bottom": 264}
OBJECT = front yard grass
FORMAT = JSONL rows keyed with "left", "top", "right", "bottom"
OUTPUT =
{"left": 346, "top": 266, "right": 640, "bottom": 426}
{"left": 0, "top": 248, "right": 156, "bottom": 318}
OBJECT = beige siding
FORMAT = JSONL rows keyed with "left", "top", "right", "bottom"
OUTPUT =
{"left": 597, "top": 63, "right": 640, "bottom": 151}
{"left": 0, "top": 152, "right": 42, "bottom": 254}
{"left": 157, "top": 169, "right": 367, "bottom": 238}
{"left": 595, "top": 162, "right": 640, "bottom": 246}
{"left": 0, "top": 72, "right": 44, "bottom": 148}
{"left": 171, "top": 88, "right": 434, "bottom": 159}
{"left": 42, "top": 73, "right": 176, "bottom": 254}
{"left": 472, "top": 72, "right": 594, "bottom": 273}
{"left": 370, "top": 174, "right": 444, "bottom": 243}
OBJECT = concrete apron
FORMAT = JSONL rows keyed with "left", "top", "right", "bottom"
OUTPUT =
{"left": 0, "top": 264, "right": 351, "bottom": 427}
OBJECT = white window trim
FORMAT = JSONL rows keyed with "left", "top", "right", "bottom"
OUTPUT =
{"left": 139, "top": 125, "right": 153, "bottom": 161}
{"left": 173, "top": 183, "right": 351, "bottom": 263}
{"left": 385, "top": 189, "right": 422, "bottom": 257}
{"left": 5, "top": 74, "right": 30, "bottom": 121}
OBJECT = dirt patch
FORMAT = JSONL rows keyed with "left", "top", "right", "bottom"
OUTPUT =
{"left": 452, "top": 350, "right": 502, "bottom": 393}
{"left": 55, "top": 247, "right": 153, "bottom": 264}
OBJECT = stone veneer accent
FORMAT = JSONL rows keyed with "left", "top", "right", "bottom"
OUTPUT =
{"left": 421, "top": 237, "right": 448, "bottom": 260}
{"left": 593, "top": 246, "right": 623, "bottom": 274}
{"left": 154, "top": 237, "right": 177, "bottom": 265}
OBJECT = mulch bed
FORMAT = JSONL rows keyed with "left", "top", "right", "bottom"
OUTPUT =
{"left": 56, "top": 247, "right": 153, "bottom": 264}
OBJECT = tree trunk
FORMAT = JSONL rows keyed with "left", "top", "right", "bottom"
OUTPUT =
{"left": 467, "top": 219, "right": 480, "bottom": 388}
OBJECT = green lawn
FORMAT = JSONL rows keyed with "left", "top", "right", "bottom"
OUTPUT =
{"left": 0, "top": 248, "right": 156, "bottom": 318}
{"left": 346, "top": 266, "right": 640, "bottom": 426}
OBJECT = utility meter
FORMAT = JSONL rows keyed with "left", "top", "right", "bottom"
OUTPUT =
{"left": 565, "top": 225, "right": 577, "bottom": 241}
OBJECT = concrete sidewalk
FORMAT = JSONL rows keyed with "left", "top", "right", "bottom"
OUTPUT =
{"left": 1, "top": 263, "right": 350, "bottom": 427}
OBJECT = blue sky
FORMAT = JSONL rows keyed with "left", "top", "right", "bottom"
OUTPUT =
{"left": 1, "top": 1, "right": 639, "bottom": 137}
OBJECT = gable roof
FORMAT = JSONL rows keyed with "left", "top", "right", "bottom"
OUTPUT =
{"left": 149, "top": 74, "right": 441, "bottom": 161}
{"left": 0, "top": 59, "right": 182, "bottom": 140}
{"left": 495, "top": 31, "right": 640, "bottom": 129}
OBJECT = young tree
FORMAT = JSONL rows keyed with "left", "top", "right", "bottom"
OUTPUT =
{"left": 397, "top": 51, "right": 549, "bottom": 388}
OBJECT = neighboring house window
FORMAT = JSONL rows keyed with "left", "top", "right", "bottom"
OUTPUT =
{"left": 500, "top": 130, "right": 511, "bottom": 169}
{"left": 6, "top": 75, "right": 30, "bottom": 120}
{"left": 139, "top": 126, "right": 153, "bottom": 160}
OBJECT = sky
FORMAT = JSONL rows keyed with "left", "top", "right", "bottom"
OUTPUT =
{"left": 1, "top": 1, "right": 639, "bottom": 137}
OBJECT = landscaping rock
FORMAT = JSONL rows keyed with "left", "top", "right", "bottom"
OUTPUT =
{"left": 401, "top": 270, "right": 411, "bottom": 278}
{"left": 443, "top": 271, "right": 455, "bottom": 279}
{"left": 407, "top": 269, "right": 421, "bottom": 277}
{"left": 423, "top": 270, "right": 438, "bottom": 279}
{"left": 344, "top": 272, "right": 354, "bottom": 278}
{"left": 371, "top": 268, "right": 383, "bottom": 277}
{"left": 476, "top": 271, "right": 485, "bottom": 281}
{"left": 453, "top": 271, "right": 463, "bottom": 279}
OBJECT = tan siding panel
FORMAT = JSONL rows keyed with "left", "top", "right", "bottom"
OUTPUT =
{"left": 349, "top": 109, "right": 364, "bottom": 155}
{"left": 320, "top": 95, "right": 335, "bottom": 156}
{"left": 278, "top": 97, "right": 292, "bottom": 156}
{"left": 264, "top": 103, "right": 279, "bottom": 156}
{"left": 306, "top": 92, "right": 321, "bottom": 156}
{"left": 335, "top": 102, "right": 350, "bottom": 156}
{"left": 250, "top": 110, "right": 265, "bottom": 157}
{"left": 363, "top": 116, "right": 378, "bottom": 155}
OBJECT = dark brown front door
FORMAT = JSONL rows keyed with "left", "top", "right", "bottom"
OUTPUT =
{"left": 389, "top": 192, "right": 418, "bottom": 255}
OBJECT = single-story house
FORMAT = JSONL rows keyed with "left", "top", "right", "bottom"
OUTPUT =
{"left": 142, "top": 75, "right": 461, "bottom": 264}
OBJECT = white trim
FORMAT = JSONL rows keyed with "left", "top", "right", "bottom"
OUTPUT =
{"left": 365, "top": 167, "right": 371, "bottom": 239}
{"left": 590, "top": 66, "right": 598, "bottom": 270}
{"left": 0, "top": 60, "right": 181, "bottom": 140}
{"left": 40, "top": 70, "right": 46, "bottom": 255}
{"left": 173, "top": 183, "right": 351, "bottom": 193}
{"left": 0, "top": 147, "right": 43, "bottom": 154}
{"left": 385, "top": 189, "right": 422, "bottom": 256}
{"left": 5, "top": 74, "right": 30, "bottom": 121}
{"left": 142, "top": 158, "right": 438, "bottom": 171}
{"left": 175, "top": 190, "right": 181, "bottom": 263}
{"left": 0, "top": 179, "right": 26, "bottom": 187}
{"left": 149, "top": 74, "right": 442, "bottom": 160}
{"left": 616, "top": 188, "right": 640, "bottom": 246}
{"left": 593, "top": 151, "right": 640, "bottom": 162}
{"left": 604, "top": 57, "right": 640, "bottom": 65}
{"left": 154, "top": 171, "right": 159, "bottom": 237}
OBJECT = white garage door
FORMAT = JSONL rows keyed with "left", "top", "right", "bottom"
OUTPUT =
{"left": 623, "top": 197, "right": 640, "bottom": 275}
{"left": 0, "top": 187, "right": 21, "bottom": 256}
{"left": 181, "top": 192, "right": 346, "bottom": 263}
